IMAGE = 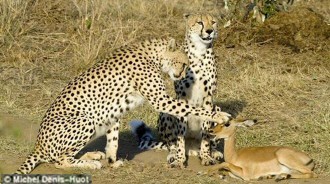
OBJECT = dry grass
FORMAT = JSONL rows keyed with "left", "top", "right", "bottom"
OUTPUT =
{"left": 215, "top": 45, "right": 330, "bottom": 173}
{"left": 0, "top": 0, "right": 329, "bottom": 182}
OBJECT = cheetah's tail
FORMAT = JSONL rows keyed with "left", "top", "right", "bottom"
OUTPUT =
{"left": 129, "top": 120, "right": 167, "bottom": 151}
{"left": 14, "top": 151, "right": 42, "bottom": 174}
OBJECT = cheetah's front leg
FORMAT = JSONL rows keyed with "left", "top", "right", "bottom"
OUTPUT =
{"left": 105, "top": 120, "right": 120, "bottom": 164}
{"left": 169, "top": 119, "right": 187, "bottom": 168}
{"left": 200, "top": 127, "right": 217, "bottom": 166}
{"left": 210, "top": 138, "right": 224, "bottom": 161}
{"left": 200, "top": 100, "right": 219, "bottom": 166}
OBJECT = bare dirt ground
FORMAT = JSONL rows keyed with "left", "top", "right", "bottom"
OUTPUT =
{"left": 1, "top": 113, "right": 330, "bottom": 184}
{"left": 0, "top": 0, "right": 329, "bottom": 183}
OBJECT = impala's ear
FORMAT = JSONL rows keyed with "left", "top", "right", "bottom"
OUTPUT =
{"left": 183, "top": 13, "right": 191, "bottom": 20}
{"left": 231, "top": 119, "right": 257, "bottom": 128}
{"left": 167, "top": 38, "right": 176, "bottom": 52}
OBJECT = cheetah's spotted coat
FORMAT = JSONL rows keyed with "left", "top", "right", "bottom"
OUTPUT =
{"left": 132, "top": 14, "right": 226, "bottom": 167}
{"left": 15, "top": 38, "right": 231, "bottom": 174}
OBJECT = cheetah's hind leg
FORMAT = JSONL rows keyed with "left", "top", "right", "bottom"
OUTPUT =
{"left": 54, "top": 116, "right": 102, "bottom": 170}
{"left": 54, "top": 141, "right": 102, "bottom": 170}
{"left": 54, "top": 156, "right": 102, "bottom": 170}
{"left": 80, "top": 151, "right": 106, "bottom": 161}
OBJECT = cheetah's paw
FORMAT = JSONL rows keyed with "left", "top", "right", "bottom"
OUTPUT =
{"left": 111, "top": 159, "right": 124, "bottom": 168}
{"left": 166, "top": 153, "right": 177, "bottom": 165}
{"left": 168, "top": 160, "right": 185, "bottom": 169}
{"left": 167, "top": 153, "right": 186, "bottom": 168}
{"left": 201, "top": 155, "right": 217, "bottom": 166}
{"left": 214, "top": 112, "right": 232, "bottom": 125}
{"left": 211, "top": 150, "right": 223, "bottom": 162}
{"left": 80, "top": 151, "right": 106, "bottom": 161}
{"left": 88, "top": 160, "right": 102, "bottom": 169}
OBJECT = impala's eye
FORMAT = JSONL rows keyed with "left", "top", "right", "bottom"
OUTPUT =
{"left": 224, "top": 123, "right": 230, "bottom": 127}
{"left": 197, "top": 21, "right": 203, "bottom": 25}
{"left": 211, "top": 20, "right": 216, "bottom": 24}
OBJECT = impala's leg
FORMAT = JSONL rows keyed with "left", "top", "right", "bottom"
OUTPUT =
{"left": 289, "top": 173, "right": 316, "bottom": 179}
{"left": 274, "top": 173, "right": 291, "bottom": 181}
{"left": 223, "top": 162, "right": 246, "bottom": 180}
{"left": 257, "top": 175, "right": 276, "bottom": 180}
{"left": 207, "top": 162, "right": 228, "bottom": 174}
{"left": 208, "top": 162, "right": 245, "bottom": 180}
{"left": 275, "top": 148, "right": 316, "bottom": 180}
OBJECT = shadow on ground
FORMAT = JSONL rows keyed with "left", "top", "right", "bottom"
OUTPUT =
{"left": 215, "top": 99, "right": 247, "bottom": 118}
{"left": 77, "top": 131, "right": 143, "bottom": 161}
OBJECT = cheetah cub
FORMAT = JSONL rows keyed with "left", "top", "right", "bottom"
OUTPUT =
{"left": 15, "top": 38, "right": 231, "bottom": 174}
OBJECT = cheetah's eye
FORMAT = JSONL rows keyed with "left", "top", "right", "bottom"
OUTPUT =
{"left": 197, "top": 21, "right": 203, "bottom": 25}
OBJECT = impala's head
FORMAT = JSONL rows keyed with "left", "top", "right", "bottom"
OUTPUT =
{"left": 184, "top": 13, "right": 218, "bottom": 45}
{"left": 210, "top": 119, "right": 257, "bottom": 140}
{"left": 210, "top": 121, "right": 236, "bottom": 140}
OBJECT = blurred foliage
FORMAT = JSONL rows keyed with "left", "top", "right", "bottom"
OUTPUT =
{"left": 261, "top": 0, "right": 279, "bottom": 18}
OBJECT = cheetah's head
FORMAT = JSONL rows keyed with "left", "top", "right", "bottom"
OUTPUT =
{"left": 162, "top": 39, "right": 189, "bottom": 81}
{"left": 184, "top": 13, "right": 218, "bottom": 46}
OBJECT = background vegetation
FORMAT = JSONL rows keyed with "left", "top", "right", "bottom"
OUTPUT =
{"left": 0, "top": 0, "right": 329, "bottom": 183}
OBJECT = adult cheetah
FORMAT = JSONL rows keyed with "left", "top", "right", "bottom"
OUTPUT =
{"left": 131, "top": 13, "right": 225, "bottom": 167}
{"left": 15, "top": 38, "right": 231, "bottom": 174}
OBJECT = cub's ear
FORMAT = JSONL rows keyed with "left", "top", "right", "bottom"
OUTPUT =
{"left": 167, "top": 38, "right": 176, "bottom": 52}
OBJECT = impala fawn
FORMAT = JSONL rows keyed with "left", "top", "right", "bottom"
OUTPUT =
{"left": 208, "top": 120, "right": 316, "bottom": 181}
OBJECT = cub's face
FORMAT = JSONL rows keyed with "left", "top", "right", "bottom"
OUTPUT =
{"left": 161, "top": 38, "right": 188, "bottom": 81}
{"left": 185, "top": 13, "right": 218, "bottom": 45}
{"left": 164, "top": 51, "right": 188, "bottom": 81}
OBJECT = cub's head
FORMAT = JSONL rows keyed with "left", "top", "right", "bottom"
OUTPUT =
{"left": 184, "top": 13, "right": 218, "bottom": 45}
{"left": 162, "top": 38, "right": 189, "bottom": 81}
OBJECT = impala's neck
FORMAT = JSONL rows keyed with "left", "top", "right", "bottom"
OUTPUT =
{"left": 223, "top": 131, "right": 238, "bottom": 163}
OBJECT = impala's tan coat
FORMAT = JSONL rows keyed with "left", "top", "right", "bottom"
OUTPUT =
{"left": 209, "top": 121, "right": 316, "bottom": 181}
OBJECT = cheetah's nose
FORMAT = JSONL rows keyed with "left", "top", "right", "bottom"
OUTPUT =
{"left": 206, "top": 29, "right": 213, "bottom": 34}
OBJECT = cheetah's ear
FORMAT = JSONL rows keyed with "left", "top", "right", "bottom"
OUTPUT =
{"left": 167, "top": 38, "right": 176, "bottom": 52}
